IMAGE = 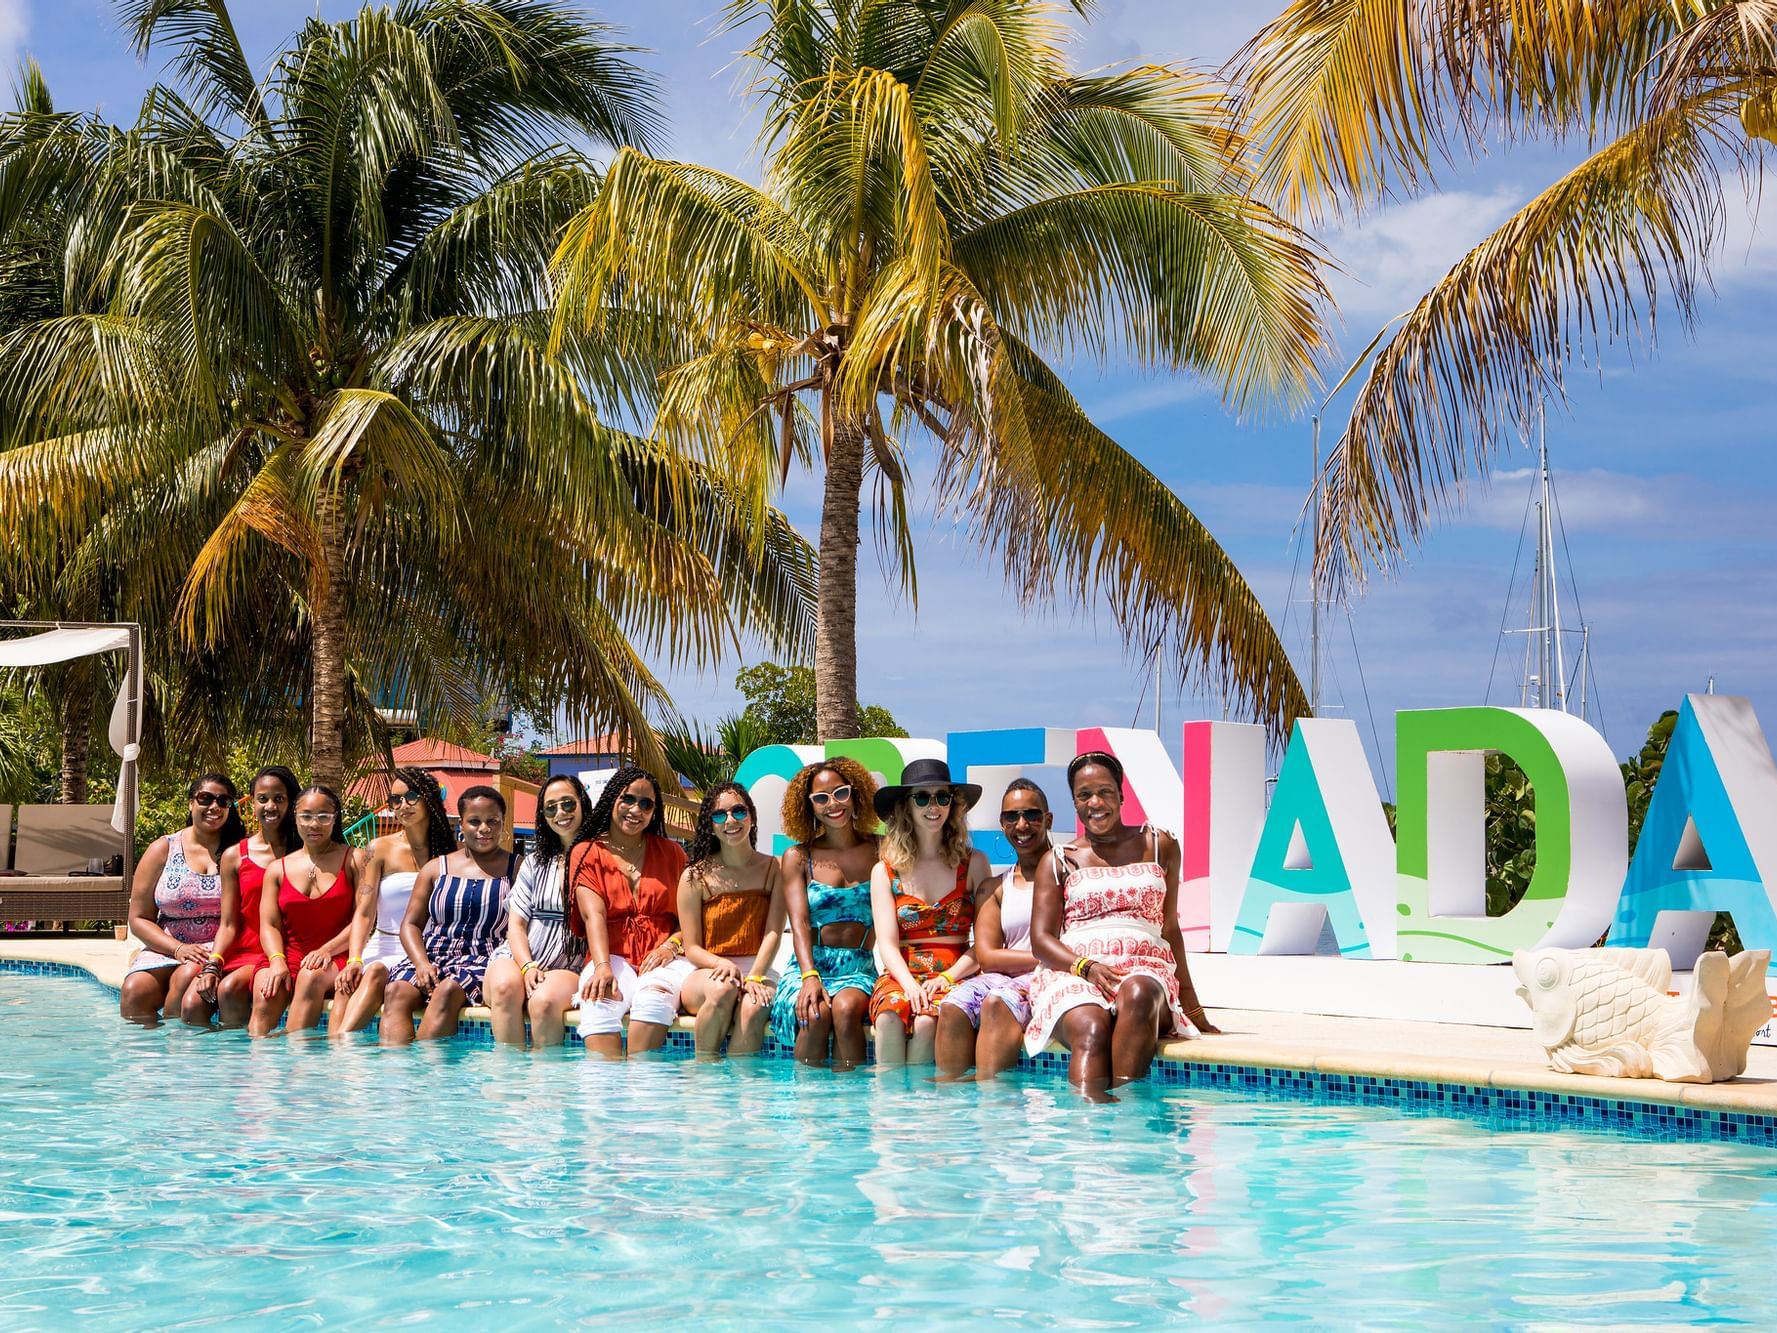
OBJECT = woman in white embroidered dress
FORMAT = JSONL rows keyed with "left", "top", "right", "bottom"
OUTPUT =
{"left": 1026, "top": 751, "right": 1219, "bottom": 1096}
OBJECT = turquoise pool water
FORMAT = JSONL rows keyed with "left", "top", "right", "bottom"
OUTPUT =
{"left": 6, "top": 975, "right": 1777, "bottom": 1326}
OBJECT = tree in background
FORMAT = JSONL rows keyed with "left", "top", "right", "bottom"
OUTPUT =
{"left": 0, "top": 1, "right": 818, "bottom": 790}
{"left": 736, "top": 662, "right": 907, "bottom": 746}
{"left": 1236, "top": 0, "right": 1777, "bottom": 590}
{"left": 554, "top": 0, "right": 1331, "bottom": 742}
{"left": 658, "top": 662, "right": 908, "bottom": 793}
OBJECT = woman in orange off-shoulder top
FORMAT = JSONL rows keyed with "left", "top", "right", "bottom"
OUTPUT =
{"left": 570, "top": 766, "right": 686, "bottom": 1058}
{"left": 634, "top": 782, "right": 785, "bottom": 1057}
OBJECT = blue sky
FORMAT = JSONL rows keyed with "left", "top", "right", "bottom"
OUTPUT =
{"left": 8, "top": 1, "right": 1775, "bottom": 783}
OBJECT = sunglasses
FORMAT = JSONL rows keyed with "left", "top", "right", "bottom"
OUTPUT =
{"left": 387, "top": 791, "right": 424, "bottom": 807}
{"left": 618, "top": 793, "right": 657, "bottom": 813}
{"left": 809, "top": 785, "right": 852, "bottom": 807}
{"left": 910, "top": 790, "right": 953, "bottom": 808}
{"left": 295, "top": 811, "right": 336, "bottom": 824}
{"left": 191, "top": 792, "right": 231, "bottom": 808}
{"left": 711, "top": 807, "right": 750, "bottom": 826}
{"left": 1000, "top": 808, "right": 1045, "bottom": 826}
{"left": 542, "top": 798, "right": 580, "bottom": 817}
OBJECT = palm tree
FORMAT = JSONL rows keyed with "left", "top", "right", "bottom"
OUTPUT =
{"left": 0, "top": 1, "right": 818, "bottom": 787}
{"left": 1235, "top": 0, "right": 1777, "bottom": 588}
{"left": 553, "top": 0, "right": 1331, "bottom": 740}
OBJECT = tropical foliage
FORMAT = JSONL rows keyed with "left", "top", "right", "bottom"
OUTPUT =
{"left": 1235, "top": 0, "right": 1777, "bottom": 588}
{"left": 735, "top": 661, "right": 906, "bottom": 746}
{"left": 0, "top": 0, "right": 819, "bottom": 789}
{"left": 553, "top": 0, "right": 1332, "bottom": 741}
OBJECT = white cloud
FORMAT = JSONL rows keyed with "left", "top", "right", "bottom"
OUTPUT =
{"left": 1322, "top": 186, "right": 1523, "bottom": 322}
{"left": 0, "top": 0, "right": 26, "bottom": 74}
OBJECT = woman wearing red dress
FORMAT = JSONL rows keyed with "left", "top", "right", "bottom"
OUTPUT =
{"left": 192, "top": 765, "right": 299, "bottom": 1028}
{"left": 250, "top": 786, "right": 362, "bottom": 1036}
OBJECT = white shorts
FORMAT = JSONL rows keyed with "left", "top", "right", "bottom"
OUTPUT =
{"left": 576, "top": 956, "right": 653, "bottom": 1037}
{"left": 634, "top": 958, "right": 781, "bottom": 1019}
{"left": 634, "top": 957, "right": 695, "bottom": 1022}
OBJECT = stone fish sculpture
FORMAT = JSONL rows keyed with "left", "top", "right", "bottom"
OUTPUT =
{"left": 1512, "top": 946, "right": 1772, "bottom": 1083}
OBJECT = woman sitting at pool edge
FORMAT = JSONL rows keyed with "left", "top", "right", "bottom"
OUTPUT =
{"left": 572, "top": 765, "right": 685, "bottom": 1057}
{"left": 485, "top": 774, "right": 595, "bottom": 1048}
{"left": 1026, "top": 751, "right": 1219, "bottom": 1098}
{"left": 120, "top": 772, "right": 245, "bottom": 1025}
{"left": 940, "top": 778, "right": 1051, "bottom": 1079}
{"left": 634, "top": 782, "right": 785, "bottom": 1057}
{"left": 769, "top": 758, "right": 883, "bottom": 1068}
{"left": 250, "top": 785, "right": 360, "bottom": 1037}
{"left": 869, "top": 758, "right": 993, "bottom": 1073}
{"left": 381, "top": 785, "right": 515, "bottom": 1045}
{"left": 330, "top": 768, "right": 458, "bottom": 1039}
{"left": 194, "top": 765, "right": 298, "bottom": 1028}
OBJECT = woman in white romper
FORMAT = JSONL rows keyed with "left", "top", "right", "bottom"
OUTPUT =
{"left": 941, "top": 778, "right": 1050, "bottom": 1077}
{"left": 332, "top": 768, "right": 458, "bottom": 1038}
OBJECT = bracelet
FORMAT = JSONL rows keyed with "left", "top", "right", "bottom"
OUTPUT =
{"left": 520, "top": 961, "right": 539, "bottom": 975}
{"left": 270, "top": 952, "right": 287, "bottom": 963}
{"left": 670, "top": 936, "right": 685, "bottom": 958}
{"left": 349, "top": 956, "right": 363, "bottom": 966}
{"left": 1070, "top": 955, "right": 1092, "bottom": 978}
{"left": 938, "top": 969, "right": 956, "bottom": 985}
{"left": 800, "top": 968, "right": 820, "bottom": 981}
{"left": 208, "top": 951, "right": 224, "bottom": 962}
{"left": 745, "top": 973, "right": 767, "bottom": 984}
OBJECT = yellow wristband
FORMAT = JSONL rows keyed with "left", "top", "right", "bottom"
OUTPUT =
{"left": 348, "top": 956, "right": 363, "bottom": 966}
{"left": 520, "top": 961, "right": 539, "bottom": 975}
{"left": 745, "top": 974, "right": 767, "bottom": 984}
{"left": 270, "top": 952, "right": 287, "bottom": 962}
{"left": 800, "top": 968, "right": 820, "bottom": 981}
{"left": 1071, "top": 955, "right": 1092, "bottom": 978}
{"left": 938, "top": 970, "right": 956, "bottom": 985}
{"left": 208, "top": 951, "right": 224, "bottom": 962}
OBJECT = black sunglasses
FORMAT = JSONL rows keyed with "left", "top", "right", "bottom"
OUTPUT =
{"left": 387, "top": 791, "right": 424, "bottom": 807}
{"left": 1000, "top": 808, "right": 1045, "bottom": 826}
{"left": 711, "top": 807, "right": 750, "bottom": 826}
{"left": 911, "top": 790, "right": 953, "bottom": 808}
{"left": 542, "top": 797, "right": 580, "bottom": 817}
{"left": 191, "top": 792, "right": 231, "bottom": 808}
{"left": 618, "top": 793, "right": 657, "bottom": 813}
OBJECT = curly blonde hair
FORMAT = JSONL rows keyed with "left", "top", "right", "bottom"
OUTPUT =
{"left": 781, "top": 757, "right": 882, "bottom": 846}
{"left": 878, "top": 793, "right": 974, "bottom": 873}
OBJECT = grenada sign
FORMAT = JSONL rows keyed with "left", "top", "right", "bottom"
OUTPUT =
{"left": 733, "top": 693, "right": 1777, "bottom": 974}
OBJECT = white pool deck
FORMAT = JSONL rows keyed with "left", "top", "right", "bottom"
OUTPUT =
{"left": 9, "top": 937, "right": 1777, "bottom": 1115}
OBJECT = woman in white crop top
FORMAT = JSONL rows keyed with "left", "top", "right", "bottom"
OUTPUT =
{"left": 940, "top": 778, "right": 1050, "bottom": 1078}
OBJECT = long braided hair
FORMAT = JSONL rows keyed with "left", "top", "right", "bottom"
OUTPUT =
{"left": 566, "top": 765, "right": 669, "bottom": 942}
{"left": 685, "top": 781, "right": 758, "bottom": 884}
{"left": 394, "top": 767, "right": 457, "bottom": 861}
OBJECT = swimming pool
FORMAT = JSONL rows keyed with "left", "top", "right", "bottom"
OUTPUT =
{"left": 6, "top": 975, "right": 1777, "bottom": 1326}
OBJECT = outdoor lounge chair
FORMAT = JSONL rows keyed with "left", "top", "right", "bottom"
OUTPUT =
{"left": 0, "top": 804, "right": 129, "bottom": 923}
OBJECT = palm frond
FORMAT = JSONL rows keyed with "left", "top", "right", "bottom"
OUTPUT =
{"left": 121, "top": 0, "right": 269, "bottom": 130}
{"left": 1317, "top": 105, "right": 1729, "bottom": 590}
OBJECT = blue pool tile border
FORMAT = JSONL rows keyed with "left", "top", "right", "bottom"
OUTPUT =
{"left": 9, "top": 957, "right": 1777, "bottom": 1146}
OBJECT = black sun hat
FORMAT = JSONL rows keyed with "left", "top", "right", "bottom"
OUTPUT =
{"left": 872, "top": 757, "right": 983, "bottom": 820}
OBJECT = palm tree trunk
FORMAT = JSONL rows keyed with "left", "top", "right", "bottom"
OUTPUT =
{"left": 310, "top": 485, "right": 350, "bottom": 789}
{"left": 58, "top": 662, "right": 92, "bottom": 804}
{"left": 814, "top": 412, "right": 865, "bottom": 741}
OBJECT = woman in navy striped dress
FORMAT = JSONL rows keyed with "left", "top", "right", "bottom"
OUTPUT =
{"left": 381, "top": 786, "right": 515, "bottom": 1045}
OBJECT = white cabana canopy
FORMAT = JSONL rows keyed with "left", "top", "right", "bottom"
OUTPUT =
{"left": 0, "top": 623, "right": 142, "bottom": 836}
